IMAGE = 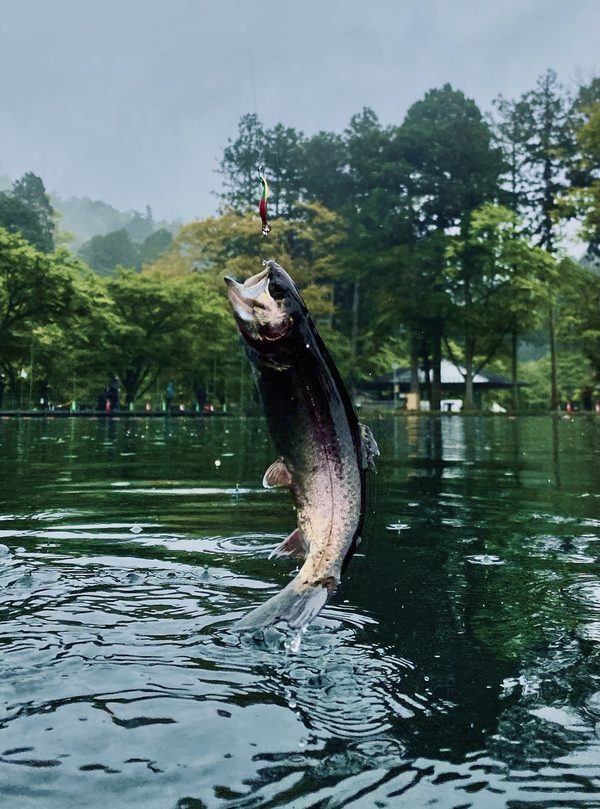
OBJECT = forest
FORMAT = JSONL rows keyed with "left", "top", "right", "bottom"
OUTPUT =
{"left": 0, "top": 69, "right": 598, "bottom": 413}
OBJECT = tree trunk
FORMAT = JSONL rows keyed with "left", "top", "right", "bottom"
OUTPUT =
{"left": 511, "top": 330, "right": 519, "bottom": 411}
{"left": 350, "top": 273, "right": 360, "bottom": 359}
{"left": 409, "top": 331, "right": 420, "bottom": 393}
{"left": 464, "top": 334, "right": 474, "bottom": 411}
{"left": 124, "top": 371, "right": 136, "bottom": 407}
{"left": 431, "top": 330, "right": 442, "bottom": 411}
{"left": 549, "top": 305, "right": 559, "bottom": 410}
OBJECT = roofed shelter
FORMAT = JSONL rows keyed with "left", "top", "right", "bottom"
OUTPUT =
{"left": 359, "top": 359, "right": 520, "bottom": 409}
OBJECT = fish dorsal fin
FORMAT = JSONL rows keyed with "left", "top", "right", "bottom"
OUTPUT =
{"left": 360, "top": 423, "right": 379, "bottom": 470}
{"left": 269, "top": 527, "right": 309, "bottom": 560}
{"left": 262, "top": 457, "right": 293, "bottom": 489}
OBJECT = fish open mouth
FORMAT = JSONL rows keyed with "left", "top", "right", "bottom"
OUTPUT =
{"left": 224, "top": 268, "right": 270, "bottom": 323}
{"left": 225, "top": 267, "right": 289, "bottom": 342}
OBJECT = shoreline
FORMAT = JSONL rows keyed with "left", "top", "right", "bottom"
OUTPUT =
{"left": 0, "top": 409, "right": 597, "bottom": 419}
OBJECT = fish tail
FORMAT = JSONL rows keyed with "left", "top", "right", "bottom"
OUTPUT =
{"left": 234, "top": 577, "right": 336, "bottom": 633}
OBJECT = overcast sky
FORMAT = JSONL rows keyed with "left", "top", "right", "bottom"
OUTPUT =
{"left": 0, "top": 0, "right": 598, "bottom": 222}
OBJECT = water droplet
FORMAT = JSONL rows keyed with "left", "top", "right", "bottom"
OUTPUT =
{"left": 130, "top": 525, "right": 142, "bottom": 534}
{"left": 214, "top": 459, "right": 221, "bottom": 467}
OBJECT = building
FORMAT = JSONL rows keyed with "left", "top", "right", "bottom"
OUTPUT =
{"left": 358, "top": 359, "right": 519, "bottom": 410}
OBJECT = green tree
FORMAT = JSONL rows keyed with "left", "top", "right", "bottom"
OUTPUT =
{"left": 262, "top": 124, "right": 305, "bottom": 218}
{"left": 0, "top": 173, "right": 55, "bottom": 253}
{"left": 399, "top": 85, "right": 504, "bottom": 407}
{"left": 137, "top": 228, "right": 173, "bottom": 269}
{"left": 492, "top": 96, "right": 534, "bottom": 216}
{"left": 517, "top": 70, "right": 572, "bottom": 409}
{"left": 219, "top": 115, "right": 307, "bottom": 220}
{"left": 445, "top": 204, "right": 557, "bottom": 409}
{"left": 0, "top": 228, "right": 80, "bottom": 385}
{"left": 78, "top": 228, "right": 139, "bottom": 276}
{"left": 555, "top": 258, "right": 600, "bottom": 385}
{"left": 11, "top": 172, "right": 55, "bottom": 253}
{"left": 218, "top": 113, "right": 267, "bottom": 212}
{"left": 559, "top": 78, "right": 600, "bottom": 259}
{"left": 79, "top": 269, "right": 234, "bottom": 406}
{"left": 299, "top": 131, "right": 352, "bottom": 211}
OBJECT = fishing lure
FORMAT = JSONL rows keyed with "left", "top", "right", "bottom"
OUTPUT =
{"left": 259, "top": 168, "right": 271, "bottom": 237}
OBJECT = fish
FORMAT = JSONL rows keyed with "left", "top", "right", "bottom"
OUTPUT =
{"left": 225, "top": 260, "right": 377, "bottom": 633}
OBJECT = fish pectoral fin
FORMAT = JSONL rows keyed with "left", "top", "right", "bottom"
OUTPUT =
{"left": 359, "top": 423, "right": 380, "bottom": 470}
{"left": 269, "top": 527, "right": 309, "bottom": 560}
{"left": 262, "top": 458, "right": 293, "bottom": 488}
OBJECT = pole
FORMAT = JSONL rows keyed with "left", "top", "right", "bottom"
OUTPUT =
{"left": 549, "top": 306, "right": 559, "bottom": 411}
{"left": 29, "top": 331, "right": 34, "bottom": 408}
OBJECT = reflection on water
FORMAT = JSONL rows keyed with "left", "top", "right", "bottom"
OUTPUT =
{"left": 0, "top": 415, "right": 599, "bottom": 808}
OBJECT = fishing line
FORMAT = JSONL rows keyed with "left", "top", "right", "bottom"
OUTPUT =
{"left": 244, "top": 4, "right": 271, "bottom": 251}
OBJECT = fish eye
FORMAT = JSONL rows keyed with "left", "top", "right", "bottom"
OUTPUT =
{"left": 269, "top": 279, "right": 287, "bottom": 300}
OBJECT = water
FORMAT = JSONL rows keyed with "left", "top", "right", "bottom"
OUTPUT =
{"left": 0, "top": 415, "right": 599, "bottom": 808}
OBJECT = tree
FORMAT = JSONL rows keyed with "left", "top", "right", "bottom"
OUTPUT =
{"left": 78, "top": 228, "right": 139, "bottom": 276}
{"left": 492, "top": 96, "right": 534, "bottom": 216}
{"left": 555, "top": 258, "right": 600, "bottom": 385}
{"left": 261, "top": 124, "right": 305, "bottom": 219}
{"left": 219, "top": 115, "right": 308, "bottom": 220}
{"left": 399, "top": 85, "right": 504, "bottom": 407}
{"left": 516, "top": 70, "right": 573, "bottom": 410}
{"left": 218, "top": 114, "right": 267, "bottom": 212}
{"left": 0, "top": 173, "right": 55, "bottom": 253}
{"left": 137, "top": 228, "right": 173, "bottom": 269}
{"left": 79, "top": 269, "right": 234, "bottom": 406}
{"left": 374, "top": 232, "right": 451, "bottom": 399}
{"left": 126, "top": 207, "right": 154, "bottom": 242}
{"left": 0, "top": 194, "right": 47, "bottom": 252}
{"left": 146, "top": 204, "right": 348, "bottom": 400}
{"left": 0, "top": 228, "right": 80, "bottom": 384}
{"left": 445, "top": 204, "right": 557, "bottom": 409}
{"left": 299, "top": 131, "right": 352, "bottom": 211}
{"left": 12, "top": 173, "right": 55, "bottom": 253}
{"left": 559, "top": 78, "right": 600, "bottom": 259}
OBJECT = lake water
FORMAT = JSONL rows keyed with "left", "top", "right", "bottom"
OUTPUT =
{"left": 0, "top": 415, "right": 599, "bottom": 809}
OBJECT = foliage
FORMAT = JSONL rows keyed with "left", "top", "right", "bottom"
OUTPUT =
{"left": 0, "top": 173, "right": 55, "bottom": 253}
{"left": 2, "top": 72, "right": 598, "bottom": 412}
{"left": 513, "top": 70, "right": 571, "bottom": 252}
{"left": 519, "top": 350, "right": 595, "bottom": 410}
{"left": 401, "top": 85, "right": 505, "bottom": 231}
{"left": 445, "top": 204, "right": 557, "bottom": 367}
{"left": 78, "top": 228, "right": 139, "bottom": 276}
{"left": 559, "top": 78, "right": 600, "bottom": 257}
{"left": 137, "top": 228, "right": 173, "bottom": 268}
{"left": 0, "top": 227, "right": 81, "bottom": 382}
{"left": 78, "top": 227, "right": 173, "bottom": 276}
{"left": 83, "top": 269, "right": 234, "bottom": 405}
{"left": 555, "top": 258, "right": 600, "bottom": 382}
{"left": 52, "top": 195, "right": 177, "bottom": 250}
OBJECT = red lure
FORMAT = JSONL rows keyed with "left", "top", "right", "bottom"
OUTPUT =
{"left": 259, "top": 174, "right": 271, "bottom": 236}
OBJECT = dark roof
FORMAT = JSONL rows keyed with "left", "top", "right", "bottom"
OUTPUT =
{"left": 361, "top": 359, "right": 523, "bottom": 390}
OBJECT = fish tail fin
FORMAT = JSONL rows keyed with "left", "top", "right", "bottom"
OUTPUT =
{"left": 234, "top": 577, "right": 336, "bottom": 633}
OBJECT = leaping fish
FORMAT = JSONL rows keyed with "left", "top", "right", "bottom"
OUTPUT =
{"left": 225, "top": 261, "right": 378, "bottom": 633}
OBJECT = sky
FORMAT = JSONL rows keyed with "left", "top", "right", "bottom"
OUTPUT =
{"left": 0, "top": 0, "right": 598, "bottom": 223}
